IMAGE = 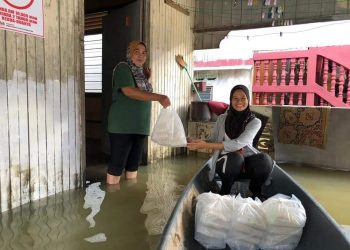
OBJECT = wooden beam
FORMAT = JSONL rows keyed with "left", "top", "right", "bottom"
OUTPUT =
{"left": 194, "top": 16, "right": 337, "bottom": 33}
{"left": 164, "top": 0, "right": 189, "bottom": 16}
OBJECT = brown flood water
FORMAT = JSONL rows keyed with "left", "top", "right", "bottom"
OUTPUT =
{"left": 0, "top": 155, "right": 206, "bottom": 250}
{"left": 0, "top": 155, "right": 349, "bottom": 249}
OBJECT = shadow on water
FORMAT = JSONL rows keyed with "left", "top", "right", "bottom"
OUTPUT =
{"left": 0, "top": 154, "right": 207, "bottom": 250}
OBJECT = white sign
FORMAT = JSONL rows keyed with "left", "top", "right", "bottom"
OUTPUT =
{"left": 0, "top": 0, "right": 44, "bottom": 37}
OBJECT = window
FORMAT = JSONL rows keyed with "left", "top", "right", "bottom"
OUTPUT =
{"left": 198, "top": 86, "right": 213, "bottom": 102}
{"left": 84, "top": 34, "right": 102, "bottom": 93}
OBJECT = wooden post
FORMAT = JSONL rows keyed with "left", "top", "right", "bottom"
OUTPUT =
{"left": 281, "top": 59, "right": 287, "bottom": 86}
{"left": 331, "top": 62, "right": 336, "bottom": 96}
{"left": 290, "top": 58, "right": 296, "bottom": 85}
{"left": 306, "top": 53, "right": 317, "bottom": 106}
{"left": 339, "top": 66, "right": 344, "bottom": 101}
{"left": 347, "top": 70, "right": 350, "bottom": 105}
{"left": 272, "top": 60, "right": 277, "bottom": 86}
{"left": 321, "top": 58, "right": 329, "bottom": 106}
{"left": 263, "top": 60, "right": 269, "bottom": 86}
{"left": 255, "top": 61, "right": 261, "bottom": 86}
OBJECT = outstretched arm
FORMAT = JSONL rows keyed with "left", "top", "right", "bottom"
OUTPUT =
{"left": 187, "top": 140, "right": 224, "bottom": 150}
{"left": 121, "top": 86, "right": 171, "bottom": 108}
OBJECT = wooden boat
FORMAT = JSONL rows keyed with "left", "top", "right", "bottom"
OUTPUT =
{"left": 158, "top": 156, "right": 350, "bottom": 250}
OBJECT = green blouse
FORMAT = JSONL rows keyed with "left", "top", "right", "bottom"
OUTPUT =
{"left": 107, "top": 63, "right": 151, "bottom": 135}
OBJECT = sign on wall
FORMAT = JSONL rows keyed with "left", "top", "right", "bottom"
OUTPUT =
{"left": 0, "top": 0, "right": 44, "bottom": 37}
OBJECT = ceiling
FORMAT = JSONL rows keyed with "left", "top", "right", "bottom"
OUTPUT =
{"left": 85, "top": 0, "right": 136, "bottom": 14}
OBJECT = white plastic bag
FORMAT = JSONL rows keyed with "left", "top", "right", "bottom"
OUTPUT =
{"left": 227, "top": 194, "right": 267, "bottom": 250}
{"left": 195, "top": 192, "right": 234, "bottom": 249}
{"left": 151, "top": 108, "right": 187, "bottom": 147}
{"left": 260, "top": 194, "right": 306, "bottom": 250}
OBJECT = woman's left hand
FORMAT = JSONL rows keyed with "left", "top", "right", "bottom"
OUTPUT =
{"left": 145, "top": 67, "right": 152, "bottom": 80}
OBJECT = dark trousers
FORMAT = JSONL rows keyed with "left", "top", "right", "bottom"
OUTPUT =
{"left": 215, "top": 151, "right": 273, "bottom": 196}
{"left": 108, "top": 133, "right": 146, "bottom": 176}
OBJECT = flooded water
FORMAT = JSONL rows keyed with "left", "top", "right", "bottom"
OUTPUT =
{"left": 0, "top": 155, "right": 207, "bottom": 250}
{"left": 278, "top": 162, "right": 350, "bottom": 225}
{"left": 0, "top": 155, "right": 349, "bottom": 249}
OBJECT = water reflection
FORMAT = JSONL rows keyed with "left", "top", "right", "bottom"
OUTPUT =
{"left": 0, "top": 154, "right": 349, "bottom": 249}
{"left": 83, "top": 182, "right": 106, "bottom": 243}
{"left": 140, "top": 162, "right": 184, "bottom": 235}
{"left": 0, "top": 155, "right": 207, "bottom": 250}
{"left": 84, "top": 182, "right": 106, "bottom": 228}
{"left": 0, "top": 190, "right": 88, "bottom": 250}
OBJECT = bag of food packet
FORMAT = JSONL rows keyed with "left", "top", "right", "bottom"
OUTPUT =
{"left": 151, "top": 108, "right": 187, "bottom": 147}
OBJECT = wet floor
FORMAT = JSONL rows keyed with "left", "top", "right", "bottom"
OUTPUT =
{"left": 0, "top": 154, "right": 349, "bottom": 249}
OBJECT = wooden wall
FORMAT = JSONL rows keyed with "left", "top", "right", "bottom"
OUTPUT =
{"left": 0, "top": 0, "right": 84, "bottom": 212}
{"left": 146, "top": 0, "right": 195, "bottom": 161}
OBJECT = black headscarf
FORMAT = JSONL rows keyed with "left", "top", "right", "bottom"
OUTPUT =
{"left": 225, "top": 85, "right": 255, "bottom": 139}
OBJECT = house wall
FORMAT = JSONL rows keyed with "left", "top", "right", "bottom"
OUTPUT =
{"left": 194, "top": 69, "right": 253, "bottom": 103}
{"left": 272, "top": 106, "right": 350, "bottom": 171}
{"left": 0, "top": 0, "right": 84, "bottom": 212}
{"left": 251, "top": 106, "right": 350, "bottom": 171}
{"left": 146, "top": 0, "right": 195, "bottom": 161}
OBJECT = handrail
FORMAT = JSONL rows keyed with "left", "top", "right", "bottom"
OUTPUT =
{"left": 252, "top": 46, "right": 350, "bottom": 107}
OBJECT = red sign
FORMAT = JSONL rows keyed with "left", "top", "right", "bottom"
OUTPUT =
{"left": 4, "top": 0, "right": 34, "bottom": 10}
{"left": 0, "top": 0, "right": 44, "bottom": 37}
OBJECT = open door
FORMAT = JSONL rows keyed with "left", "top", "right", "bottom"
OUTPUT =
{"left": 85, "top": 0, "right": 146, "bottom": 183}
{"left": 102, "top": 0, "right": 146, "bottom": 162}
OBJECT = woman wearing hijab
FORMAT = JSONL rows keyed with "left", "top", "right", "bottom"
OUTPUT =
{"left": 107, "top": 41, "right": 171, "bottom": 185}
{"left": 187, "top": 85, "right": 273, "bottom": 197}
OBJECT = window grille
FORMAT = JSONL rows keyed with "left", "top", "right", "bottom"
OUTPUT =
{"left": 84, "top": 34, "right": 102, "bottom": 93}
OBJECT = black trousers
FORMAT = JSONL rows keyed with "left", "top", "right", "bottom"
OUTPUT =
{"left": 108, "top": 133, "right": 146, "bottom": 176}
{"left": 215, "top": 151, "right": 273, "bottom": 196}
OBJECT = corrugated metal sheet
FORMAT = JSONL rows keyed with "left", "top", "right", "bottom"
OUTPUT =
{"left": 194, "top": 0, "right": 350, "bottom": 49}
{"left": 0, "top": 0, "right": 84, "bottom": 212}
{"left": 147, "top": 0, "right": 195, "bottom": 161}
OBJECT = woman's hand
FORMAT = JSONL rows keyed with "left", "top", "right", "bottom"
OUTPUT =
{"left": 187, "top": 140, "right": 207, "bottom": 150}
{"left": 145, "top": 67, "right": 152, "bottom": 80}
{"left": 158, "top": 94, "right": 171, "bottom": 108}
{"left": 187, "top": 137, "right": 203, "bottom": 143}
{"left": 187, "top": 140, "right": 225, "bottom": 151}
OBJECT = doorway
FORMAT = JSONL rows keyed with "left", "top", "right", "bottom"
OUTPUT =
{"left": 84, "top": 0, "right": 146, "bottom": 183}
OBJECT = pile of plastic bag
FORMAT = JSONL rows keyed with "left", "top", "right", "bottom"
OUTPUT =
{"left": 195, "top": 192, "right": 307, "bottom": 250}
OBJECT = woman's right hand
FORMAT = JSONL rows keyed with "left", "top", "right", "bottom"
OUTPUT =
{"left": 158, "top": 94, "right": 171, "bottom": 108}
{"left": 187, "top": 137, "right": 202, "bottom": 143}
{"left": 187, "top": 140, "right": 207, "bottom": 150}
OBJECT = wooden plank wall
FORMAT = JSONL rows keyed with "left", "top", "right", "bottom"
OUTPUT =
{"left": 0, "top": 0, "right": 84, "bottom": 212}
{"left": 147, "top": 0, "right": 195, "bottom": 162}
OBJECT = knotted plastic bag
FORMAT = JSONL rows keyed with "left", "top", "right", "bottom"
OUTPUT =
{"left": 227, "top": 194, "right": 267, "bottom": 250}
{"left": 151, "top": 108, "right": 187, "bottom": 147}
{"left": 260, "top": 193, "right": 306, "bottom": 250}
{"left": 195, "top": 192, "right": 234, "bottom": 249}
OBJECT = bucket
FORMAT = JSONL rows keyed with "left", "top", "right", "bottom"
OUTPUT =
{"left": 190, "top": 101, "right": 211, "bottom": 121}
